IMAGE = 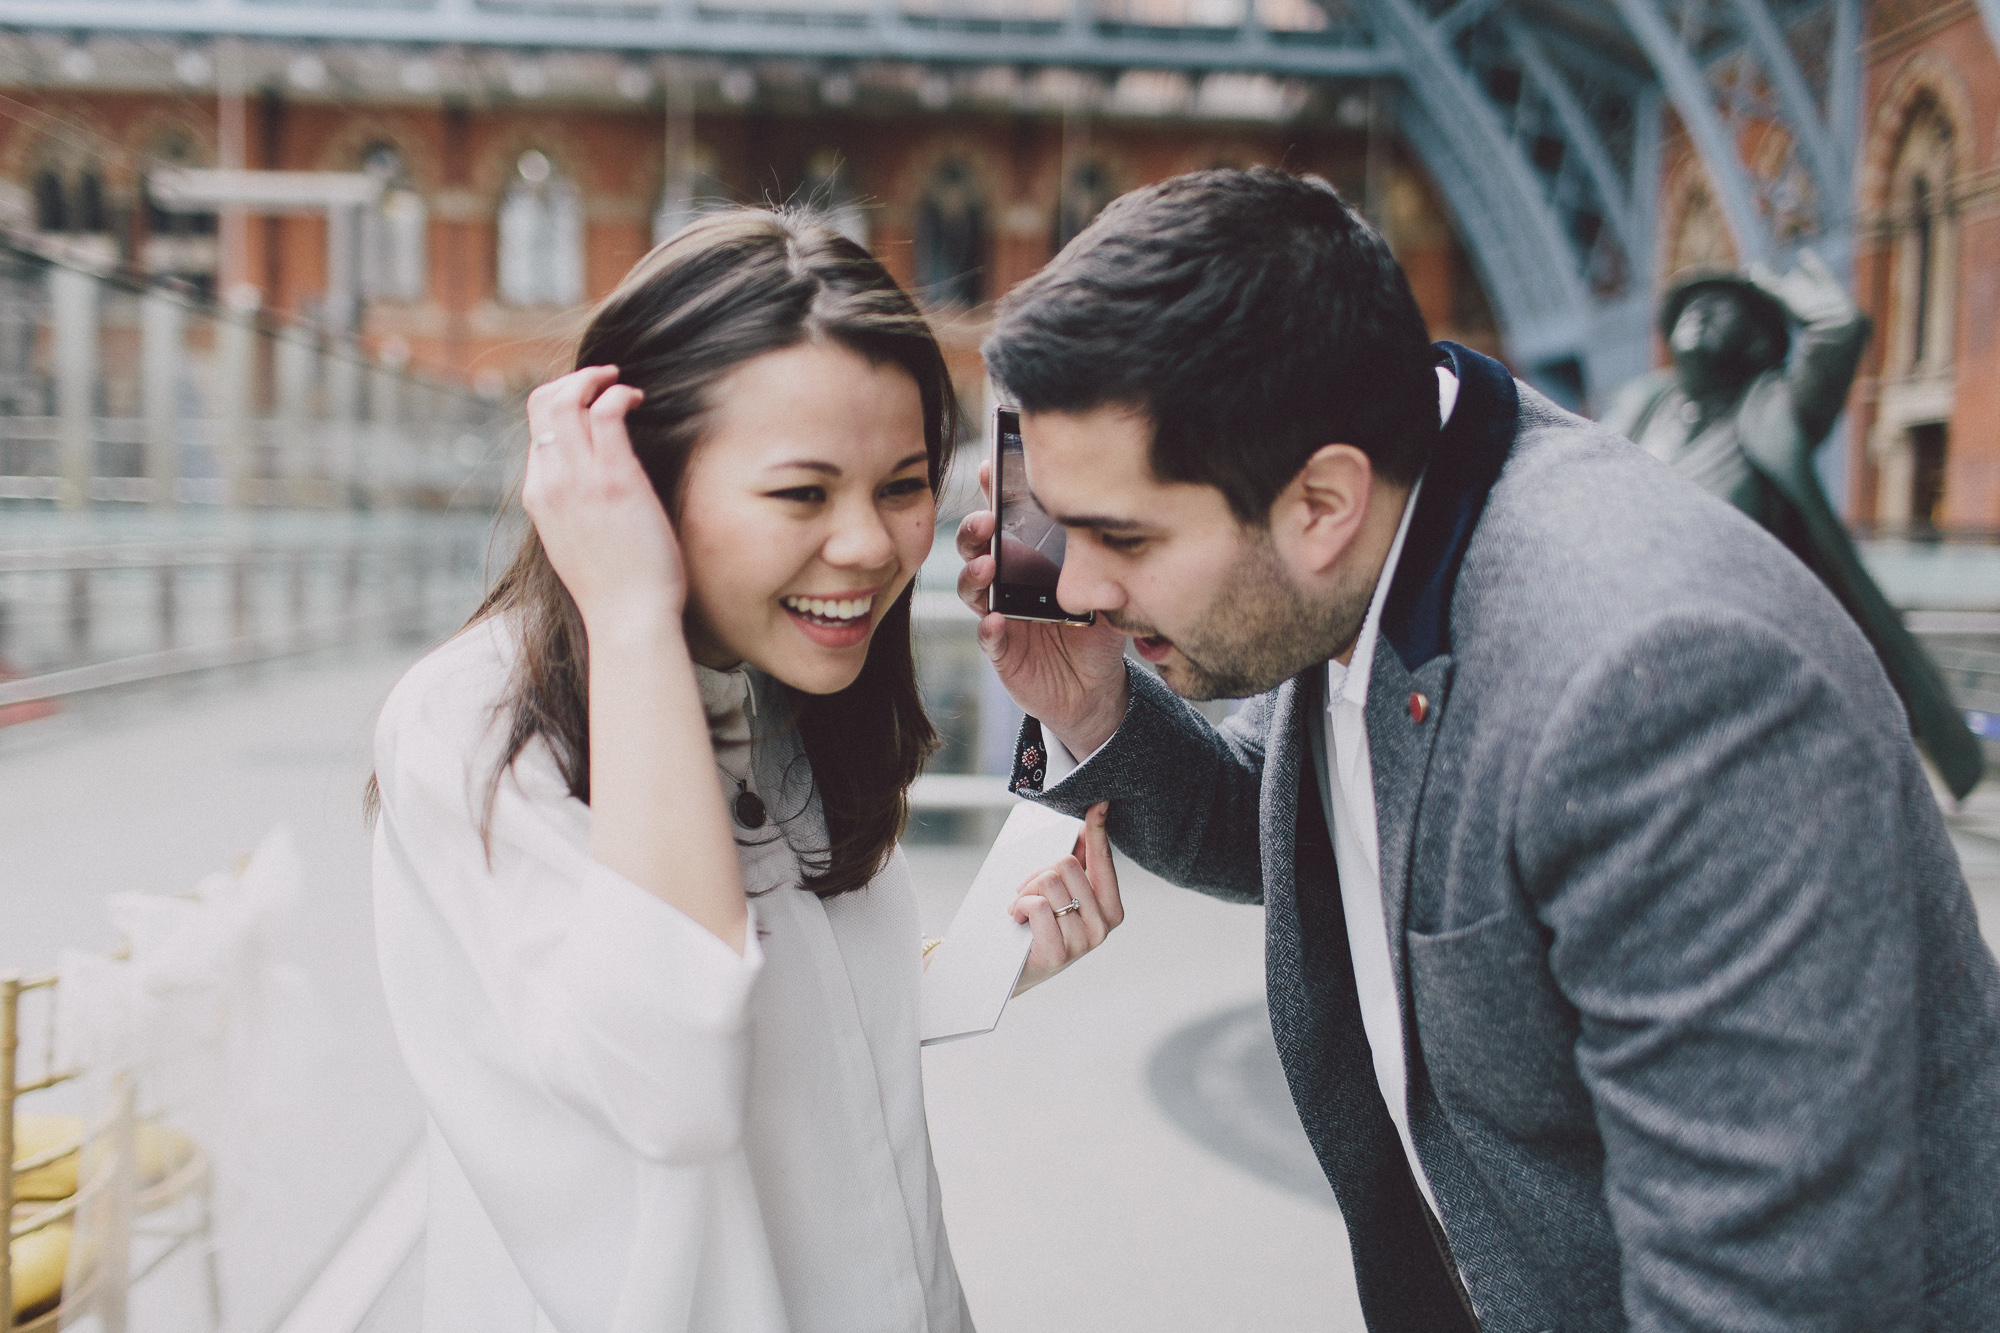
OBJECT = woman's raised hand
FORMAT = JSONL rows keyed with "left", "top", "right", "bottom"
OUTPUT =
{"left": 1011, "top": 802, "right": 1124, "bottom": 994}
{"left": 523, "top": 366, "right": 683, "bottom": 640}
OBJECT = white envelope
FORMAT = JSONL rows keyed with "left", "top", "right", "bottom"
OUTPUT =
{"left": 919, "top": 801, "right": 1086, "bottom": 1045}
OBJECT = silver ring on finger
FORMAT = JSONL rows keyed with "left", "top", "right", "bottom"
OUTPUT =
{"left": 533, "top": 432, "right": 556, "bottom": 447}
{"left": 1053, "top": 898, "right": 1082, "bottom": 918}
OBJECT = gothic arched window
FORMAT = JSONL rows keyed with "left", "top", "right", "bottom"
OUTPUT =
{"left": 914, "top": 159, "right": 986, "bottom": 309}
{"left": 33, "top": 168, "right": 65, "bottom": 232}
{"left": 498, "top": 149, "right": 585, "bottom": 308}
{"left": 1889, "top": 103, "right": 1954, "bottom": 378}
{"left": 361, "top": 144, "right": 428, "bottom": 304}
{"left": 33, "top": 162, "right": 108, "bottom": 234}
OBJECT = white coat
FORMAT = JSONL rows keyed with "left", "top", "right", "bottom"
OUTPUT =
{"left": 371, "top": 620, "right": 973, "bottom": 1332}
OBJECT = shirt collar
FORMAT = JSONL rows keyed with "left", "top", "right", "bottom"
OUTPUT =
{"left": 1327, "top": 365, "right": 1459, "bottom": 711}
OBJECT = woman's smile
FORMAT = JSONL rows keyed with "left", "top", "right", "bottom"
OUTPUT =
{"left": 780, "top": 590, "right": 879, "bottom": 649}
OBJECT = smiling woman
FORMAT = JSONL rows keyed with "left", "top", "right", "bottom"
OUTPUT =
{"left": 363, "top": 209, "right": 1124, "bottom": 1333}
{"left": 494, "top": 212, "right": 955, "bottom": 900}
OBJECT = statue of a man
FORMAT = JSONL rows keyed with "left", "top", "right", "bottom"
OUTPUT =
{"left": 1602, "top": 252, "right": 1984, "bottom": 798}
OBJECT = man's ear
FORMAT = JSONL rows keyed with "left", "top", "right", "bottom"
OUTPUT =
{"left": 1271, "top": 443, "right": 1372, "bottom": 578}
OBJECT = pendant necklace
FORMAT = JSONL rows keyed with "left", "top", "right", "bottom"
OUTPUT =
{"left": 726, "top": 773, "right": 767, "bottom": 829}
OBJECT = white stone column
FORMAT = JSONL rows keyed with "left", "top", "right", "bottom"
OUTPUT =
{"left": 50, "top": 265, "right": 100, "bottom": 511}
{"left": 140, "top": 287, "right": 186, "bottom": 506}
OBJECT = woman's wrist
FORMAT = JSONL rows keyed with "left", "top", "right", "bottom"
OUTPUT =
{"left": 581, "top": 600, "right": 689, "bottom": 657}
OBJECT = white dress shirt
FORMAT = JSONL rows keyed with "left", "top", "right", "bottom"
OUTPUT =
{"left": 1323, "top": 365, "right": 1455, "bottom": 1221}
{"left": 372, "top": 620, "right": 972, "bottom": 1333}
{"left": 1044, "top": 367, "right": 1459, "bottom": 1219}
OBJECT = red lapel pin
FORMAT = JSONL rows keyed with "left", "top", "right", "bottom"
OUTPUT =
{"left": 1408, "top": 692, "right": 1429, "bottom": 724}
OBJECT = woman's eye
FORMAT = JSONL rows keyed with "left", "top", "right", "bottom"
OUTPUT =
{"left": 879, "top": 477, "right": 930, "bottom": 500}
{"left": 768, "top": 486, "right": 826, "bottom": 504}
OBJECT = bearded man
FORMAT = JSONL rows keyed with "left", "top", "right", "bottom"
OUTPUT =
{"left": 956, "top": 167, "right": 2000, "bottom": 1333}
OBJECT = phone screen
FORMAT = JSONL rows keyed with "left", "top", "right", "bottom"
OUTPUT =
{"left": 992, "top": 408, "right": 1091, "bottom": 622}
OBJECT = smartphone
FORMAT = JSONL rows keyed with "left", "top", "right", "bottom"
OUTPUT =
{"left": 990, "top": 405, "right": 1094, "bottom": 625}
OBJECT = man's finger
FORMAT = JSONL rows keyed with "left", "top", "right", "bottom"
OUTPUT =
{"left": 1081, "top": 802, "right": 1123, "bottom": 929}
{"left": 956, "top": 508, "right": 995, "bottom": 561}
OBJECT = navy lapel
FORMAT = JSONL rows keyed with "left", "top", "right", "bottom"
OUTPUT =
{"left": 1379, "top": 342, "right": 1518, "bottom": 672}
{"left": 1369, "top": 341, "right": 1513, "bottom": 1057}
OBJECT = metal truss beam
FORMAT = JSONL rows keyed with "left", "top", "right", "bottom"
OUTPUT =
{"left": 0, "top": 0, "right": 1869, "bottom": 402}
{"left": 1500, "top": 15, "right": 1641, "bottom": 265}
{"left": 0, "top": 1, "right": 1400, "bottom": 77}
{"left": 1433, "top": 0, "right": 1507, "bottom": 42}
{"left": 1721, "top": 0, "right": 1840, "bottom": 227}
{"left": 1606, "top": 0, "right": 1769, "bottom": 265}
{"left": 1375, "top": 0, "right": 1591, "bottom": 366}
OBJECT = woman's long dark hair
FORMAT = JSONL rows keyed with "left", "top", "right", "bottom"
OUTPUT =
{"left": 472, "top": 209, "right": 951, "bottom": 898}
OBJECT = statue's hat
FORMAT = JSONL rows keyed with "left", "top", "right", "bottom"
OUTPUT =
{"left": 1658, "top": 268, "right": 1791, "bottom": 362}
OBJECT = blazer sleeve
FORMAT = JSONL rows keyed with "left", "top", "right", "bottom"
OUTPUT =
{"left": 1513, "top": 608, "right": 1923, "bottom": 1332}
{"left": 372, "top": 654, "right": 764, "bottom": 1167}
{"left": 1024, "top": 661, "right": 1273, "bottom": 904}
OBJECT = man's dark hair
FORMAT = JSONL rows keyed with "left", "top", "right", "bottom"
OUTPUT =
{"left": 983, "top": 167, "right": 1438, "bottom": 524}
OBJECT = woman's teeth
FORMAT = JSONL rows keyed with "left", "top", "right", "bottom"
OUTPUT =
{"left": 782, "top": 595, "right": 871, "bottom": 623}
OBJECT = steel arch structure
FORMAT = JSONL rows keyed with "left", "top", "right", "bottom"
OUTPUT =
{"left": 0, "top": 0, "right": 1878, "bottom": 401}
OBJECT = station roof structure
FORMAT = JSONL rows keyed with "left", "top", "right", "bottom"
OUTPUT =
{"left": 0, "top": 0, "right": 1930, "bottom": 397}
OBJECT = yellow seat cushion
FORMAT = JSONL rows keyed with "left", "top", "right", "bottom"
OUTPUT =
{"left": 9, "top": 1221, "right": 69, "bottom": 1322}
{"left": 13, "top": 1115, "right": 196, "bottom": 1202}
{"left": 10, "top": 1117, "right": 79, "bottom": 1202}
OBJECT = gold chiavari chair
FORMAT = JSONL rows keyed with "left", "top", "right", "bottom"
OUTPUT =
{"left": 4, "top": 971, "right": 219, "bottom": 1333}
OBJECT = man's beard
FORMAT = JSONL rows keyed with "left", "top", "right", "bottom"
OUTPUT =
{"left": 1111, "top": 533, "right": 1374, "bottom": 702}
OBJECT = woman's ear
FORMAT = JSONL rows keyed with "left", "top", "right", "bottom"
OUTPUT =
{"left": 1270, "top": 443, "right": 1372, "bottom": 578}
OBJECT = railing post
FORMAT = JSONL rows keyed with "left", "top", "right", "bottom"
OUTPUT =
{"left": 219, "top": 285, "right": 259, "bottom": 507}
{"left": 326, "top": 347, "right": 362, "bottom": 508}
{"left": 369, "top": 352, "right": 407, "bottom": 509}
{"left": 50, "top": 265, "right": 100, "bottom": 511}
{"left": 342, "top": 545, "right": 361, "bottom": 621}
{"left": 289, "top": 550, "right": 308, "bottom": 650}
{"left": 230, "top": 552, "right": 252, "bottom": 641}
{"left": 156, "top": 562, "right": 177, "bottom": 649}
{"left": 67, "top": 566, "right": 90, "bottom": 664}
{"left": 140, "top": 286, "right": 186, "bottom": 507}
{"left": 275, "top": 333, "right": 318, "bottom": 505}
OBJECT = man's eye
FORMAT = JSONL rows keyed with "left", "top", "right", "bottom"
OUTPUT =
{"left": 769, "top": 486, "right": 826, "bottom": 503}
{"left": 1099, "top": 534, "right": 1146, "bottom": 553}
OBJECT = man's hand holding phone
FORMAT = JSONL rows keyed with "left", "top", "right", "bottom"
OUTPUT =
{"left": 956, "top": 460, "right": 1129, "bottom": 761}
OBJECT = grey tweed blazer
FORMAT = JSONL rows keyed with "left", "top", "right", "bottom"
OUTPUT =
{"left": 1016, "top": 343, "right": 2000, "bottom": 1333}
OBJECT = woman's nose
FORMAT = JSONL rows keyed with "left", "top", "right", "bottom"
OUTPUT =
{"left": 823, "top": 502, "right": 899, "bottom": 572}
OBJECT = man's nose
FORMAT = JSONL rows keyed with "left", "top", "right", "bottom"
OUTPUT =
{"left": 1056, "top": 539, "right": 1121, "bottom": 616}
